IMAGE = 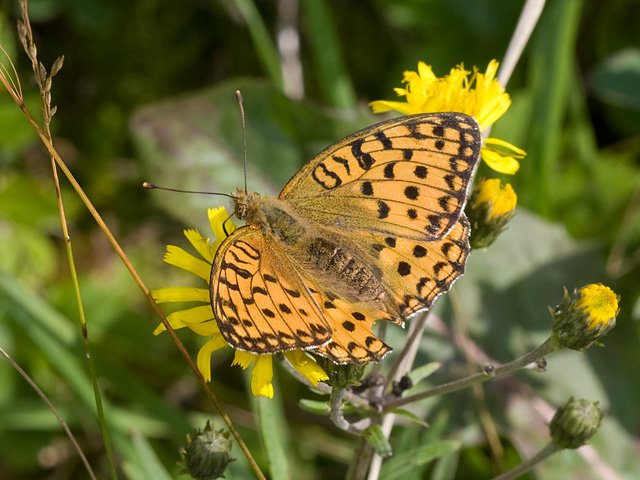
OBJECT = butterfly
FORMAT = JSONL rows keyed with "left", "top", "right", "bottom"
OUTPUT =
{"left": 210, "top": 112, "right": 481, "bottom": 364}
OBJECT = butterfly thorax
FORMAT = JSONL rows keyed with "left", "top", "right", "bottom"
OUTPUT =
{"left": 232, "top": 188, "right": 304, "bottom": 245}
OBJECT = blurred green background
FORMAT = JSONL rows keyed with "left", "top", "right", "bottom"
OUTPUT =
{"left": 1, "top": 0, "right": 639, "bottom": 479}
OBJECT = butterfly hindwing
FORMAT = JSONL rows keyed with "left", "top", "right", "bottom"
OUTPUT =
{"left": 308, "top": 293, "right": 393, "bottom": 364}
{"left": 279, "top": 112, "right": 481, "bottom": 241}
{"left": 368, "top": 216, "right": 471, "bottom": 318}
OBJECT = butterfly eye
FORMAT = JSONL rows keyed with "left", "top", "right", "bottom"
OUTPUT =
{"left": 236, "top": 203, "right": 248, "bottom": 219}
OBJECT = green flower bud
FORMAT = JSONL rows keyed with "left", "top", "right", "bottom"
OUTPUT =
{"left": 549, "top": 397, "right": 603, "bottom": 449}
{"left": 551, "top": 284, "right": 619, "bottom": 351}
{"left": 181, "top": 421, "right": 234, "bottom": 480}
{"left": 314, "top": 356, "right": 366, "bottom": 391}
{"left": 467, "top": 178, "right": 517, "bottom": 249}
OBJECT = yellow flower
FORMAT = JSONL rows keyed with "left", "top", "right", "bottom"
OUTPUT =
{"left": 370, "top": 60, "right": 526, "bottom": 174}
{"left": 467, "top": 178, "right": 517, "bottom": 249}
{"left": 152, "top": 206, "right": 328, "bottom": 398}
{"left": 550, "top": 284, "right": 619, "bottom": 351}
{"left": 575, "top": 284, "right": 619, "bottom": 331}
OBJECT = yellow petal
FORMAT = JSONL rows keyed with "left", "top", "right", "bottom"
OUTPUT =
{"left": 184, "top": 229, "right": 213, "bottom": 263}
{"left": 232, "top": 350, "right": 257, "bottom": 370}
{"left": 209, "top": 207, "right": 235, "bottom": 252}
{"left": 151, "top": 287, "right": 210, "bottom": 303}
{"left": 164, "top": 245, "right": 211, "bottom": 281}
{"left": 153, "top": 309, "right": 191, "bottom": 335}
{"left": 197, "top": 335, "right": 228, "bottom": 382}
{"left": 481, "top": 147, "right": 520, "bottom": 175}
{"left": 369, "top": 100, "right": 417, "bottom": 115}
{"left": 189, "top": 320, "right": 221, "bottom": 337}
{"left": 154, "top": 305, "right": 215, "bottom": 335}
{"left": 484, "top": 137, "right": 526, "bottom": 156}
{"left": 251, "top": 355, "right": 274, "bottom": 398}
{"left": 172, "top": 305, "right": 214, "bottom": 325}
{"left": 284, "top": 351, "right": 329, "bottom": 386}
{"left": 417, "top": 61, "right": 436, "bottom": 82}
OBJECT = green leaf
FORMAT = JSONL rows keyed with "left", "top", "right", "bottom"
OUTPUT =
{"left": 298, "top": 399, "right": 330, "bottom": 415}
{"left": 390, "top": 409, "right": 430, "bottom": 429}
{"left": 123, "top": 431, "right": 173, "bottom": 480}
{"left": 363, "top": 424, "right": 393, "bottom": 458}
{"left": 589, "top": 48, "right": 640, "bottom": 109}
{"left": 379, "top": 441, "right": 461, "bottom": 480}
{"left": 408, "top": 362, "right": 441, "bottom": 386}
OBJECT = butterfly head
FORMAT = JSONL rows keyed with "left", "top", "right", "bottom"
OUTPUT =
{"left": 231, "top": 187, "right": 263, "bottom": 223}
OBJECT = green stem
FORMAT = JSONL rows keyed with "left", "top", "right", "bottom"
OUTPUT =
{"left": 345, "top": 436, "right": 374, "bottom": 480}
{"left": 330, "top": 386, "right": 352, "bottom": 431}
{"left": 231, "top": 0, "right": 284, "bottom": 91}
{"left": 384, "top": 337, "right": 558, "bottom": 411}
{"left": 492, "top": 443, "right": 560, "bottom": 480}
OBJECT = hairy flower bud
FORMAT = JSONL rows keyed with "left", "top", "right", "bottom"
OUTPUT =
{"left": 550, "top": 397, "right": 603, "bottom": 449}
{"left": 181, "top": 421, "right": 234, "bottom": 480}
{"left": 551, "top": 284, "right": 619, "bottom": 351}
{"left": 467, "top": 178, "right": 517, "bottom": 249}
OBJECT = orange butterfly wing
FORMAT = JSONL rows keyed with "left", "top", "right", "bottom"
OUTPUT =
{"left": 211, "top": 226, "right": 331, "bottom": 353}
{"left": 280, "top": 112, "right": 481, "bottom": 242}
{"left": 211, "top": 226, "right": 392, "bottom": 363}
{"left": 367, "top": 216, "right": 471, "bottom": 318}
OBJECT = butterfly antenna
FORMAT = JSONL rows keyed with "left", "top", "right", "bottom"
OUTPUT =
{"left": 143, "top": 182, "right": 234, "bottom": 199}
{"left": 235, "top": 90, "right": 248, "bottom": 193}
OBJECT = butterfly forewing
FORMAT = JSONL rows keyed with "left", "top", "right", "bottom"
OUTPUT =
{"left": 279, "top": 112, "right": 481, "bottom": 241}
{"left": 211, "top": 227, "right": 332, "bottom": 353}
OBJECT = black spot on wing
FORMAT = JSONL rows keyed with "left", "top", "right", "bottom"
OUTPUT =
{"left": 377, "top": 200, "right": 390, "bottom": 219}
{"left": 414, "top": 165, "right": 427, "bottom": 179}
{"left": 397, "top": 261, "right": 411, "bottom": 276}
{"left": 383, "top": 162, "right": 396, "bottom": 179}
{"left": 351, "top": 138, "right": 375, "bottom": 170}
{"left": 361, "top": 181, "right": 374, "bottom": 196}
{"left": 404, "top": 186, "right": 419, "bottom": 200}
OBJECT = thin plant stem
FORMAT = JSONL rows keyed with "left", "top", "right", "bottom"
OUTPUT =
{"left": 17, "top": 1, "right": 117, "bottom": 475}
{"left": 492, "top": 443, "right": 559, "bottom": 480}
{"left": 346, "top": 437, "right": 375, "bottom": 480}
{"left": 364, "top": 312, "right": 430, "bottom": 480}
{"left": 384, "top": 338, "right": 557, "bottom": 412}
{"left": 0, "top": 36, "right": 267, "bottom": 480}
{"left": 8, "top": 93, "right": 266, "bottom": 480}
{"left": 498, "top": 0, "right": 546, "bottom": 89}
{"left": 0, "top": 346, "right": 98, "bottom": 480}
{"left": 230, "top": 0, "right": 284, "bottom": 91}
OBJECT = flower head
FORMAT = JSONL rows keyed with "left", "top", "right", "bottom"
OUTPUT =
{"left": 467, "top": 178, "right": 517, "bottom": 248}
{"left": 550, "top": 284, "right": 619, "bottom": 351}
{"left": 370, "top": 60, "right": 526, "bottom": 174}
{"left": 153, "top": 206, "right": 328, "bottom": 398}
{"left": 549, "top": 397, "right": 603, "bottom": 449}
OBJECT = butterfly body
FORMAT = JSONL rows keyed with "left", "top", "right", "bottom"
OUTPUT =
{"left": 211, "top": 113, "right": 481, "bottom": 364}
{"left": 232, "top": 188, "right": 389, "bottom": 308}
